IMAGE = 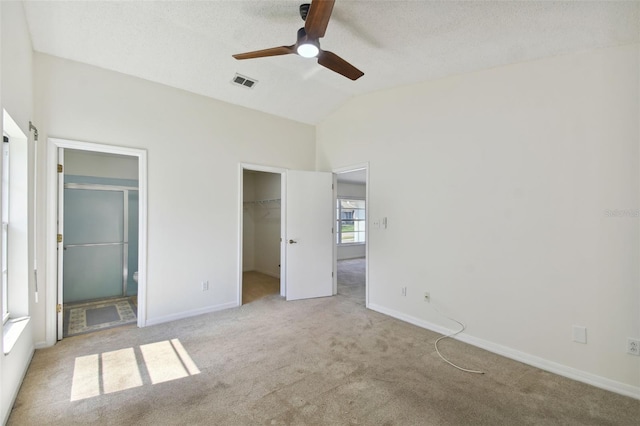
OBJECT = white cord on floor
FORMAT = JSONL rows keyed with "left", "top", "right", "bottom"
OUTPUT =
{"left": 433, "top": 308, "right": 485, "bottom": 375}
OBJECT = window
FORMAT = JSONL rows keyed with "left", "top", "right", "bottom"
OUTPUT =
{"left": 2, "top": 109, "right": 30, "bottom": 331}
{"left": 336, "top": 198, "right": 365, "bottom": 244}
{"left": 2, "top": 135, "right": 8, "bottom": 323}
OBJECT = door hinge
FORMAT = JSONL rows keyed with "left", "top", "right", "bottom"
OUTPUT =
{"left": 56, "top": 304, "right": 62, "bottom": 313}
{"left": 332, "top": 272, "right": 334, "bottom": 278}
{"left": 57, "top": 234, "right": 63, "bottom": 243}
{"left": 332, "top": 227, "right": 334, "bottom": 234}
{"left": 57, "top": 164, "right": 63, "bottom": 173}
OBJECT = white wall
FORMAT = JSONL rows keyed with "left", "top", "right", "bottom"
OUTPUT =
{"left": 337, "top": 182, "right": 365, "bottom": 199}
{"left": 317, "top": 44, "right": 640, "bottom": 396}
{"left": 337, "top": 182, "right": 366, "bottom": 260}
{"left": 34, "top": 53, "right": 315, "bottom": 334}
{"left": 64, "top": 149, "right": 138, "bottom": 180}
{"left": 0, "top": 2, "right": 35, "bottom": 423}
{"left": 253, "top": 172, "right": 281, "bottom": 278}
{"left": 242, "top": 171, "right": 256, "bottom": 272}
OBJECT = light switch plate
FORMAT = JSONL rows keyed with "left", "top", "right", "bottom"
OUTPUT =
{"left": 572, "top": 325, "right": 587, "bottom": 344}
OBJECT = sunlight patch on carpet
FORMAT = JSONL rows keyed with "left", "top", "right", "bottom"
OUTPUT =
{"left": 70, "top": 339, "right": 200, "bottom": 401}
{"left": 141, "top": 339, "right": 203, "bottom": 384}
{"left": 102, "top": 348, "right": 143, "bottom": 394}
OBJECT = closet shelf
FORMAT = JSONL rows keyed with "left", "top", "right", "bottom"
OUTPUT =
{"left": 244, "top": 198, "right": 281, "bottom": 205}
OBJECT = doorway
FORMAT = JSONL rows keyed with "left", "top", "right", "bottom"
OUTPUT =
{"left": 238, "top": 163, "right": 335, "bottom": 306}
{"left": 46, "top": 138, "right": 148, "bottom": 344}
{"left": 241, "top": 169, "right": 283, "bottom": 304}
{"left": 334, "top": 166, "right": 368, "bottom": 306}
{"left": 60, "top": 149, "right": 139, "bottom": 337}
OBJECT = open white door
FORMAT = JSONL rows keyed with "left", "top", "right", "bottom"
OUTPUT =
{"left": 56, "top": 148, "right": 64, "bottom": 340}
{"left": 286, "top": 170, "right": 333, "bottom": 301}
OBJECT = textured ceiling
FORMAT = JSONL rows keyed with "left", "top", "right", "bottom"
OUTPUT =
{"left": 23, "top": 0, "right": 639, "bottom": 125}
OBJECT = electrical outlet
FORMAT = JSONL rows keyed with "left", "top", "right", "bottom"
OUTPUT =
{"left": 628, "top": 338, "right": 640, "bottom": 356}
{"left": 401, "top": 286, "right": 407, "bottom": 297}
{"left": 424, "top": 292, "right": 430, "bottom": 303}
{"left": 202, "top": 281, "right": 209, "bottom": 291}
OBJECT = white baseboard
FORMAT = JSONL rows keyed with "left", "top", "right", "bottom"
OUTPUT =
{"left": 368, "top": 303, "right": 640, "bottom": 400}
{"left": 34, "top": 341, "right": 50, "bottom": 349}
{"left": 145, "top": 302, "right": 238, "bottom": 327}
{"left": 254, "top": 268, "right": 280, "bottom": 279}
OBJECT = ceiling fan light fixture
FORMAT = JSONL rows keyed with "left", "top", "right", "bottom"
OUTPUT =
{"left": 297, "top": 42, "right": 319, "bottom": 58}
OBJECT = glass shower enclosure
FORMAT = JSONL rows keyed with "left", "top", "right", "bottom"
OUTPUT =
{"left": 63, "top": 182, "right": 138, "bottom": 303}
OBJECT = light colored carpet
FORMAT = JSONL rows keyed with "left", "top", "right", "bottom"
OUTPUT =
{"left": 337, "top": 258, "right": 365, "bottom": 305}
{"left": 242, "top": 271, "right": 280, "bottom": 304}
{"left": 9, "top": 289, "right": 638, "bottom": 425}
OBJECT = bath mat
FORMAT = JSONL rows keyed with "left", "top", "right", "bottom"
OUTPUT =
{"left": 64, "top": 298, "right": 137, "bottom": 337}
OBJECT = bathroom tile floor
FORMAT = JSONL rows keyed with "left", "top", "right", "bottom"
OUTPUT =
{"left": 63, "top": 296, "right": 138, "bottom": 337}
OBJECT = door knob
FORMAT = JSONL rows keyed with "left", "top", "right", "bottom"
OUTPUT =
{"left": 288, "top": 239, "right": 297, "bottom": 244}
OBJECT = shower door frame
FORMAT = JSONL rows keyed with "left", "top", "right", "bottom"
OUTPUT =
{"left": 62, "top": 182, "right": 138, "bottom": 303}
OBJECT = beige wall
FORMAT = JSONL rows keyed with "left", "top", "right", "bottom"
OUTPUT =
{"left": 64, "top": 150, "right": 138, "bottom": 180}
{"left": 34, "top": 53, "right": 315, "bottom": 332}
{"left": 317, "top": 44, "right": 640, "bottom": 392}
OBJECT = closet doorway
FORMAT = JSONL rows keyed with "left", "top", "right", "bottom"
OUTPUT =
{"left": 241, "top": 169, "right": 282, "bottom": 304}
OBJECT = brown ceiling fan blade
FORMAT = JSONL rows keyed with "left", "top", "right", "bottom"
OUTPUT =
{"left": 317, "top": 50, "right": 364, "bottom": 81}
{"left": 233, "top": 45, "right": 295, "bottom": 60}
{"left": 305, "top": 0, "right": 335, "bottom": 39}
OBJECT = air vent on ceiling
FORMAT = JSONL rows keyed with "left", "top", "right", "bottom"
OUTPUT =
{"left": 231, "top": 73, "right": 258, "bottom": 89}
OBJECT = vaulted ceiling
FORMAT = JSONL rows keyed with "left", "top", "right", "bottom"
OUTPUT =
{"left": 23, "top": 1, "right": 639, "bottom": 125}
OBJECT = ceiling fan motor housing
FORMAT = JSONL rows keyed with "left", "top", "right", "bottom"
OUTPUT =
{"left": 299, "top": 4, "right": 310, "bottom": 21}
{"left": 296, "top": 27, "right": 320, "bottom": 57}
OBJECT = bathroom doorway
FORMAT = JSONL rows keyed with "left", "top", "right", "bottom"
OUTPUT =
{"left": 59, "top": 149, "right": 139, "bottom": 337}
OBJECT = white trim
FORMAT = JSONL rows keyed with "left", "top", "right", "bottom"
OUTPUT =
{"left": 333, "top": 162, "right": 369, "bottom": 308}
{"left": 34, "top": 341, "right": 48, "bottom": 350}
{"left": 2, "top": 317, "right": 30, "bottom": 355}
{"left": 145, "top": 301, "right": 237, "bottom": 327}
{"left": 1, "top": 340, "right": 34, "bottom": 426}
{"left": 56, "top": 148, "right": 63, "bottom": 339}
{"left": 238, "top": 163, "right": 287, "bottom": 304}
{"left": 45, "top": 137, "right": 148, "bottom": 346}
{"left": 368, "top": 303, "right": 640, "bottom": 400}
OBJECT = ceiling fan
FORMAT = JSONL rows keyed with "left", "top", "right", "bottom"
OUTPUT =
{"left": 232, "top": 0, "right": 364, "bottom": 81}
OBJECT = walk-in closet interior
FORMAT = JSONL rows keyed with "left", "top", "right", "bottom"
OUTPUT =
{"left": 242, "top": 170, "right": 281, "bottom": 304}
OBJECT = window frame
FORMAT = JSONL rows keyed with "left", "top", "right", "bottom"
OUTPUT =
{"left": 336, "top": 197, "right": 366, "bottom": 246}
{"left": 2, "top": 135, "right": 9, "bottom": 324}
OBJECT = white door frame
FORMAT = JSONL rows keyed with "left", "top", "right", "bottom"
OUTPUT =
{"left": 238, "top": 163, "right": 287, "bottom": 304}
{"left": 333, "top": 162, "right": 369, "bottom": 308}
{"left": 46, "top": 138, "right": 148, "bottom": 345}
